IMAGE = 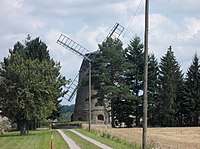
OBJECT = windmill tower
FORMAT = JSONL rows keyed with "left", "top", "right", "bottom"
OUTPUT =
{"left": 57, "top": 23, "right": 124, "bottom": 125}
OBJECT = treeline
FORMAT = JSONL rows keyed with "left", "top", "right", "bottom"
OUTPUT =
{"left": 57, "top": 105, "right": 75, "bottom": 122}
{"left": 92, "top": 36, "right": 200, "bottom": 127}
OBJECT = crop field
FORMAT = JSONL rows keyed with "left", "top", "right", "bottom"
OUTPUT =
{"left": 91, "top": 125, "right": 200, "bottom": 149}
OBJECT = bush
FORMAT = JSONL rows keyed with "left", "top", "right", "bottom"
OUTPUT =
{"left": 0, "top": 116, "right": 11, "bottom": 135}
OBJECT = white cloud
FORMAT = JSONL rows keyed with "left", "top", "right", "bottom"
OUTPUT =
{"left": 0, "top": 0, "right": 200, "bottom": 105}
{"left": 73, "top": 23, "right": 109, "bottom": 50}
{"left": 148, "top": 14, "right": 181, "bottom": 57}
{"left": 181, "top": 17, "right": 200, "bottom": 38}
{"left": 169, "top": 0, "right": 200, "bottom": 14}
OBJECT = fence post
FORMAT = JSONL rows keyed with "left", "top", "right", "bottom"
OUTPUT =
{"left": 50, "top": 124, "right": 53, "bottom": 149}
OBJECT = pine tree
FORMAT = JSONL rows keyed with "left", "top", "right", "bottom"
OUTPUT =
{"left": 147, "top": 53, "right": 159, "bottom": 126}
{"left": 182, "top": 53, "right": 200, "bottom": 126}
{"left": 92, "top": 37, "right": 135, "bottom": 127}
{"left": 158, "top": 46, "right": 183, "bottom": 126}
{"left": 125, "top": 36, "right": 144, "bottom": 127}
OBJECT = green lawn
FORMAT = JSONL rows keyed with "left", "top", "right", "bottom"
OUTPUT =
{"left": 0, "top": 129, "right": 69, "bottom": 149}
{"left": 76, "top": 128, "right": 139, "bottom": 149}
{"left": 62, "top": 129, "right": 101, "bottom": 149}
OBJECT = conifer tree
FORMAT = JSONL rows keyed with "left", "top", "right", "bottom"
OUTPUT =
{"left": 158, "top": 46, "right": 183, "bottom": 126}
{"left": 92, "top": 37, "right": 135, "bottom": 127}
{"left": 125, "top": 36, "right": 144, "bottom": 126}
{"left": 147, "top": 54, "right": 159, "bottom": 126}
{"left": 182, "top": 53, "right": 200, "bottom": 126}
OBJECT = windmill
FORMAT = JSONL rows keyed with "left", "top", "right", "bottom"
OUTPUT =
{"left": 57, "top": 23, "right": 124, "bottom": 131}
{"left": 57, "top": 23, "right": 124, "bottom": 101}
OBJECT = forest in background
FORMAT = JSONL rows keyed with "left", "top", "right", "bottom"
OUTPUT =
{"left": 91, "top": 36, "right": 200, "bottom": 127}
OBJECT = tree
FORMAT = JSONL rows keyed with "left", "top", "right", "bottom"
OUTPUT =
{"left": 57, "top": 105, "right": 75, "bottom": 122}
{"left": 112, "top": 85, "right": 136, "bottom": 127}
{"left": 0, "top": 37, "right": 67, "bottom": 135}
{"left": 182, "top": 53, "right": 200, "bottom": 126}
{"left": 12, "top": 36, "right": 50, "bottom": 61}
{"left": 147, "top": 53, "right": 159, "bottom": 126}
{"left": 92, "top": 37, "right": 135, "bottom": 127}
{"left": 14, "top": 37, "right": 65, "bottom": 123}
{"left": 158, "top": 46, "right": 183, "bottom": 126}
{"left": 125, "top": 36, "right": 144, "bottom": 127}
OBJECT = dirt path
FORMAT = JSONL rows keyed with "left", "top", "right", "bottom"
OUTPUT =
{"left": 56, "top": 129, "right": 81, "bottom": 149}
{"left": 69, "top": 129, "right": 113, "bottom": 149}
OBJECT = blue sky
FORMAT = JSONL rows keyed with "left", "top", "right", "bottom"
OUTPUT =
{"left": 0, "top": 0, "right": 200, "bottom": 105}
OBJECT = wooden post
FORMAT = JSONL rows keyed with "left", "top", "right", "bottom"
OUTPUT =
{"left": 89, "top": 62, "right": 92, "bottom": 132}
{"left": 50, "top": 124, "right": 53, "bottom": 149}
{"left": 142, "top": 0, "right": 149, "bottom": 149}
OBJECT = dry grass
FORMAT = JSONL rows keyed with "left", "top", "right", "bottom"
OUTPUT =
{"left": 89, "top": 124, "right": 200, "bottom": 149}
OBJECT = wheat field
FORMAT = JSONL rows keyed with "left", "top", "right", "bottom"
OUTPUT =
{"left": 90, "top": 125, "right": 200, "bottom": 149}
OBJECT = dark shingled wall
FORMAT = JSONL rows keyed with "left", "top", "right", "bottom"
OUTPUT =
{"left": 73, "top": 52, "right": 109, "bottom": 123}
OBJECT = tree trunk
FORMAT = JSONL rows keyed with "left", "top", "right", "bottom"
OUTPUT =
{"left": 1, "top": 129, "right": 4, "bottom": 135}
{"left": 27, "top": 122, "right": 29, "bottom": 135}
{"left": 111, "top": 99, "right": 115, "bottom": 128}
{"left": 20, "top": 121, "right": 27, "bottom": 136}
{"left": 33, "top": 120, "right": 37, "bottom": 130}
{"left": 136, "top": 107, "right": 140, "bottom": 127}
{"left": 37, "top": 120, "right": 40, "bottom": 128}
{"left": 17, "top": 121, "right": 20, "bottom": 131}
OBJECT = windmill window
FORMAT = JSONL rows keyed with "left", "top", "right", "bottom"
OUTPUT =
{"left": 97, "top": 114, "right": 104, "bottom": 121}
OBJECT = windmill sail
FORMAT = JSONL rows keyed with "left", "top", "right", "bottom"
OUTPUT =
{"left": 57, "top": 23, "right": 124, "bottom": 101}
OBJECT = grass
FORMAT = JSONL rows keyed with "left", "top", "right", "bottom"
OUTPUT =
{"left": 0, "top": 129, "right": 69, "bottom": 149}
{"left": 62, "top": 129, "right": 101, "bottom": 149}
{"left": 76, "top": 128, "right": 139, "bottom": 149}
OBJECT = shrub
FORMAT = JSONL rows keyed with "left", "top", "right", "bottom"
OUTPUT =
{"left": 0, "top": 116, "right": 11, "bottom": 135}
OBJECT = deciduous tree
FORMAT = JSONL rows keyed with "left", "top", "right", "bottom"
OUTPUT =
{"left": 0, "top": 37, "right": 67, "bottom": 135}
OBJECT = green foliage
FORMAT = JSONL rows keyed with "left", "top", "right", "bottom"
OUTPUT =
{"left": 0, "top": 37, "right": 67, "bottom": 135}
{"left": 93, "top": 35, "right": 200, "bottom": 127}
{"left": 56, "top": 104, "right": 74, "bottom": 122}
{"left": 124, "top": 36, "right": 144, "bottom": 127}
{"left": 112, "top": 85, "right": 136, "bottom": 127}
{"left": 125, "top": 36, "right": 144, "bottom": 96}
{"left": 13, "top": 36, "right": 50, "bottom": 61}
{"left": 181, "top": 53, "right": 200, "bottom": 126}
{"left": 60, "top": 105, "right": 75, "bottom": 113}
{"left": 57, "top": 113, "right": 73, "bottom": 122}
{"left": 158, "top": 46, "right": 183, "bottom": 126}
{"left": 92, "top": 37, "right": 136, "bottom": 127}
{"left": 147, "top": 54, "right": 159, "bottom": 126}
{"left": 92, "top": 36, "right": 200, "bottom": 127}
{"left": 93, "top": 37, "right": 125, "bottom": 86}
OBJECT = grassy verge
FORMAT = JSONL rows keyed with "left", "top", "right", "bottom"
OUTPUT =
{"left": 62, "top": 129, "right": 101, "bottom": 149}
{"left": 0, "top": 129, "right": 69, "bottom": 149}
{"left": 76, "top": 128, "right": 140, "bottom": 149}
